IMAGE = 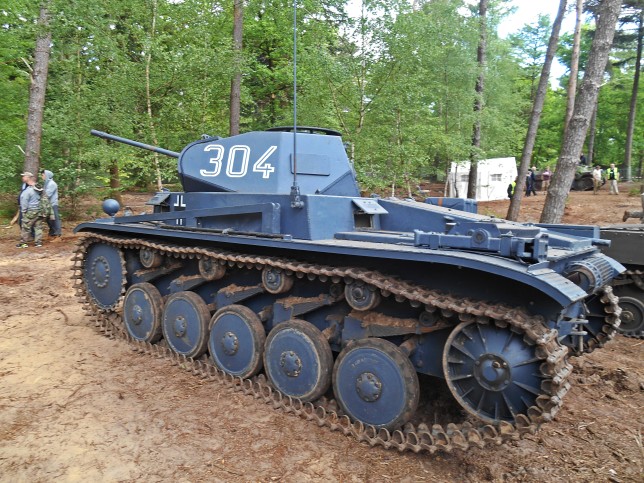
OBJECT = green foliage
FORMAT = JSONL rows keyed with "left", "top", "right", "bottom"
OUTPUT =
{"left": 0, "top": 0, "right": 641, "bottom": 201}
{"left": 531, "top": 88, "right": 567, "bottom": 165}
{"left": 0, "top": 1, "right": 39, "bottom": 190}
{"left": 508, "top": 13, "right": 552, "bottom": 102}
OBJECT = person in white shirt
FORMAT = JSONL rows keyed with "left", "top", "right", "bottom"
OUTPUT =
{"left": 592, "top": 166, "right": 602, "bottom": 195}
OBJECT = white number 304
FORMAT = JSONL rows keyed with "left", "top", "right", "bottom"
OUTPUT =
{"left": 200, "top": 145, "right": 276, "bottom": 179}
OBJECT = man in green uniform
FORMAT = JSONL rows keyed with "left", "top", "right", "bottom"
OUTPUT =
{"left": 16, "top": 172, "right": 43, "bottom": 248}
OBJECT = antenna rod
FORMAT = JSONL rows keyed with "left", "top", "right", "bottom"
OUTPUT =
{"left": 290, "top": 0, "right": 304, "bottom": 208}
{"left": 292, "top": 0, "right": 298, "bottom": 183}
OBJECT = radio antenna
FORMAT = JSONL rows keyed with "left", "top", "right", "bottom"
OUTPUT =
{"left": 290, "top": 0, "right": 304, "bottom": 208}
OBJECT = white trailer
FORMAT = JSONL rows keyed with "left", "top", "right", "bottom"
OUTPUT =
{"left": 447, "top": 158, "right": 518, "bottom": 201}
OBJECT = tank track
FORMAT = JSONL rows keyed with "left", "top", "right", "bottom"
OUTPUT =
{"left": 70, "top": 233, "right": 618, "bottom": 454}
{"left": 626, "top": 269, "right": 644, "bottom": 288}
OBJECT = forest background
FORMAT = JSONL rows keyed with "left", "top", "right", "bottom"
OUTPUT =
{"left": 0, "top": 0, "right": 642, "bottom": 218}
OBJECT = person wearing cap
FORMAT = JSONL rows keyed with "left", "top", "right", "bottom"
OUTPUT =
{"left": 9, "top": 172, "right": 31, "bottom": 227}
{"left": 41, "top": 169, "right": 62, "bottom": 237}
{"left": 16, "top": 172, "right": 43, "bottom": 248}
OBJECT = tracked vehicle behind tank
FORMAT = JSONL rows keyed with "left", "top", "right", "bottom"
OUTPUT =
{"left": 600, "top": 198, "right": 644, "bottom": 339}
{"left": 541, "top": 194, "right": 644, "bottom": 340}
{"left": 74, "top": 127, "right": 623, "bottom": 451}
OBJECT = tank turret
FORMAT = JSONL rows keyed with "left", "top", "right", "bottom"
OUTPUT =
{"left": 91, "top": 127, "right": 360, "bottom": 197}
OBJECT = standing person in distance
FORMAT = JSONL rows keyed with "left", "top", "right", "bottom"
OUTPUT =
{"left": 507, "top": 176, "right": 517, "bottom": 199}
{"left": 525, "top": 167, "right": 537, "bottom": 196}
{"left": 606, "top": 163, "right": 620, "bottom": 195}
{"left": 11, "top": 172, "right": 31, "bottom": 228}
{"left": 16, "top": 172, "right": 43, "bottom": 248}
{"left": 592, "top": 165, "right": 603, "bottom": 194}
{"left": 41, "top": 169, "right": 62, "bottom": 238}
{"left": 541, "top": 166, "right": 552, "bottom": 192}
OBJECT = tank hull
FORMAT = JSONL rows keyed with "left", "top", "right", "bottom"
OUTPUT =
{"left": 74, "top": 197, "right": 622, "bottom": 434}
{"left": 77, "top": 128, "right": 625, "bottom": 452}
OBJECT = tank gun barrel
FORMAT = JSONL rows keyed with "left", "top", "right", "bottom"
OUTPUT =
{"left": 90, "top": 130, "right": 180, "bottom": 158}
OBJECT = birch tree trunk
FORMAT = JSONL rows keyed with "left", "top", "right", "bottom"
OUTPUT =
{"left": 24, "top": 3, "right": 51, "bottom": 175}
{"left": 466, "top": 0, "right": 488, "bottom": 199}
{"left": 506, "top": 0, "right": 567, "bottom": 221}
{"left": 229, "top": 0, "right": 243, "bottom": 136}
{"left": 540, "top": 0, "right": 623, "bottom": 224}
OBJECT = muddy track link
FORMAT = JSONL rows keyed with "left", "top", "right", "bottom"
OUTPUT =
{"left": 70, "top": 233, "right": 619, "bottom": 454}
{"left": 577, "top": 285, "right": 621, "bottom": 354}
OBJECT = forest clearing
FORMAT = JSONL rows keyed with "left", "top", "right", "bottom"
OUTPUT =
{"left": 2, "top": 0, "right": 643, "bottom": 480}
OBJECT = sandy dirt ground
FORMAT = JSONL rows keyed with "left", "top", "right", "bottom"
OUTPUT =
{"left": 0, "top": 187, "right": 642, "bottom": 482}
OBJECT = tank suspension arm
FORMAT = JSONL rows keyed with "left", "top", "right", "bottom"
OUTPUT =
{"left": 90, "top": 130, "right": 180, "bottom": 158}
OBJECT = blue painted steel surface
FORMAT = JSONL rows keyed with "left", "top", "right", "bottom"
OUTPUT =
{"left": 91, "top": 130, "right": 181, "bottom": 158}
{"left": 123, "top": 283, "right": 163, "bottom": 343}
{"left": 83, "top": 243, "right": 124, "bottom": 309}
{"left": 80, "top": 128, "right": 624, "bottom": 309}
{"left": 425, "top": 197, "right": 478, "bottom": 213}
{"left": 177, "top": 131, "right": 360, "bottom": 196}
{"left": 80, "top": 127, "right": 628, "bottom": 429}
{"left": 263, "top": 321, "right": 332, "bottom": 401}
{"left": 161, "top": 292, "right": 209, "bottom": 358}
{"left": 76, "top": 217, "right": 614, "bottom": 308}
{"left": 102, "top": 199, "right": 121, "bottom": 217}
{"left": 208, "top": 306, "right": 265, "bottom": 378}
{"left": 537, "top": 224, "right": 602, "bottom": 240}
{"left": 333, "top": 339, "right": 419, "bottom": 429}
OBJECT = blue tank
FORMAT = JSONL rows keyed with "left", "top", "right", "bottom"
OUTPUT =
{"left": 74, "top": 127, "right": 623, "bottom": 443}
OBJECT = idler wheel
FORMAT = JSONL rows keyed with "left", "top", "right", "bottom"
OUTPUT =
{"left": 443, "top": 321, "right": 543, "bottom": 424}
{"left": 83, "top": 243, "right": 125, "bottom": 309}
{"left": 139, "top": 247, "right": 163, "bottom": 268}
{"left": 123, "top": 282, "right": 164, "bottom": 343}
{"left": 199, "top": 258, "right": 226, "bottom": 281}
{"left": 263, "top": 319, "right": 332, "bottom": 402}
{"left": 208, "top": 305, "right": 266, "bottom": 378}
{"left": 262, "top": 267, "right": 294, "bottom": 294}
{"left": 613, "top": 286, "right": 644, "bottom": 337}
{"left": 344, "top": 281, "right": 381, "bottom": 311}
{"left": 162, "top": 291, "right": 210, "bottom": 358}
{"left": 332, "top": 338, "right": 419, "bottom": 430}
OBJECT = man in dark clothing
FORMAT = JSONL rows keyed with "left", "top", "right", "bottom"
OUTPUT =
{"left": 41, "top": 169, "right": 62, "bottom": 237}
{"left": 525, "top": 168, "right": 537, "bottom": 196}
